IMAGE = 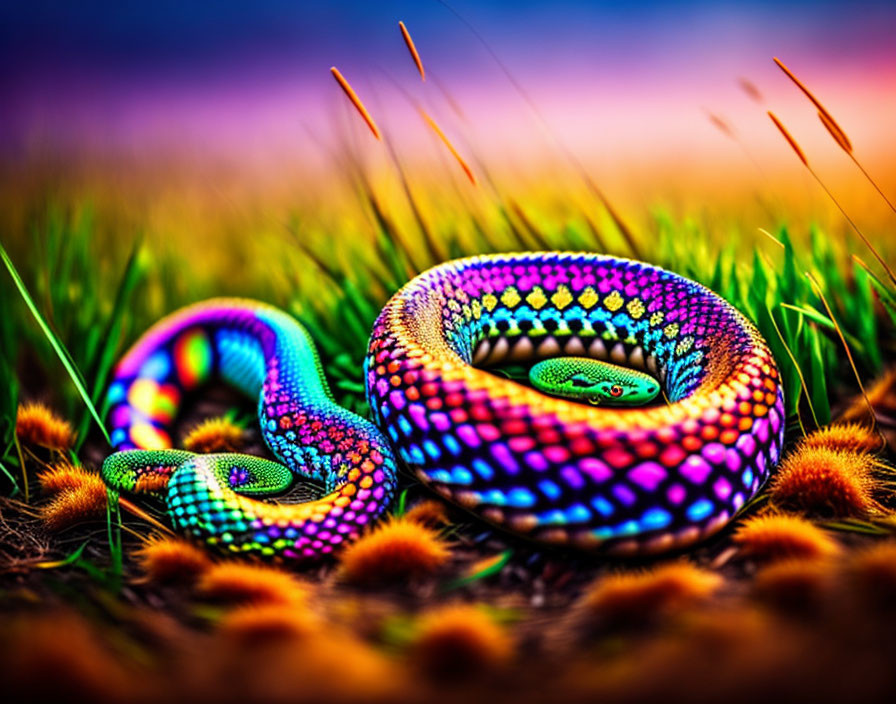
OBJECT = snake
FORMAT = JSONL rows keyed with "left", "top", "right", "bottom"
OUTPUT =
{"left": 102, "top": 252, "right": 785, "bottom": 559}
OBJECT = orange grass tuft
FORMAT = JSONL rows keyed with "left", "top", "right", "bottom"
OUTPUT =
{"left": 773, "top": 57, "right": 852, "bottom": 152}
{"left": 732, "top": 513, "right": 841, "bottom": 561}
{"left": 38, "top": 466, "right": 108, "bottom": 531}
{"left": 767, "top": 110, "right": 808, "bottom": 167}
{"left": 842, "top": 540, "right": 896, "bottom": 603}
{"left": 769, "top": 446, "right": 882, "bottom": 518}
{"left": 420, "top": 109, "right": 477, "bottom": 185}
{"left": 37, "top": 461, "right": 97, "bottom": 495}
{"left": 135, "top": 535, "right": 213, "bottom": 583}
{"left": 183, "top": 416, "right": 245, "bottom": 453}
{"left": 752, "top": 558, "right": 834, "bottom": 611}
{"left": 338, "top": 516, "right": 451, "bottom": 586}
{"left": 197, "top": 562, "right": 310, "bottom": 606}
{"left": 330, "top": 66, "right": 381, "bottom": 140}
{"left": 403, "top": 499, "right": 450, "bottom": 528}
{"left": 210, "top": 621, "right": 404, "bottom": 702}
{"left": 580, "top": 562, "right": 722, "bottom": 627}
{"left": 2, "top": 610, "right": 131, "bottom": 702}
{"left": 399, "top": 21, "right": 425, "bottom": 81}
{"left": 15, "top": 402, "right": 76, "bottom": 451}
{"left": 840, "top": 367, "right": 896, "bottom": 427}
{"left": 218, "top": 603, "right": 320, "bottom": 645}
{"left": 801, "top": 423, "right": 885, "bottom": 455}
{"left": 410, "top": 604, "right": 513, "bottom": 681}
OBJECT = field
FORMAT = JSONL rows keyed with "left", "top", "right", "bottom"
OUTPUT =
{"left": 2, "top": 5, "right": 896, "bottom": 702}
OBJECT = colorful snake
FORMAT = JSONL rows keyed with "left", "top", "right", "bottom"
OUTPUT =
{"left": 103, "top": 252, "right": 785, "bottom": 559}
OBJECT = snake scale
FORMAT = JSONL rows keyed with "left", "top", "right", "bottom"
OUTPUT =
{"left": 103, "top": 252, "right": 785, "bottom": 560}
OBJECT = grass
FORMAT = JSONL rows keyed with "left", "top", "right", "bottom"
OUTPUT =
{"left": 0, "top": 56, "right": 894, "bottom": 704}
{"left": 1, "top": 183, "right": 890, "bottom": 458}
{"left": 0, "top": 57, "right": 892, "bottom": 599}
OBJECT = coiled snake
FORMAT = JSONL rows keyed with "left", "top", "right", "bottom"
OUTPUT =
{"left": 103, "top": 253, "right": 784, "bottom": 559}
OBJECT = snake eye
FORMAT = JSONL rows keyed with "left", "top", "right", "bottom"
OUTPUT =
{"left": 609, "top": 385, "right": 624, "bottom": 397}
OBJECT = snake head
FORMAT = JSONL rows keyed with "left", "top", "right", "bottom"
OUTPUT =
{"left": 529, "top": 357, "right": 660, "bottom": 406}
{"left": 585, "top": 378, "right": 660, "bottom": 405}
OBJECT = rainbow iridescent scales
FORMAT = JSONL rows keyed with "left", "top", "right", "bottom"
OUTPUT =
{"left": 104, "top": 252, "right": 784, "bottom": 560}
{"left": 104, "top": 302, "right": 397, "bottom": 560}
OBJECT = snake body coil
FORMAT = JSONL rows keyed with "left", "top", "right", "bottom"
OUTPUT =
{"left": 104, "top": 253, "right": 784, "bottom": 559}
{"left": 104, "top": 301, "right": 397, "bottom": 560}
{"left": 366, "top": 253, "right": 784, "bottom": 554}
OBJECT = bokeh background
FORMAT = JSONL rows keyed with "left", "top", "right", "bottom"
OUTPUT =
{"left": 3, "top": 1, "right": 895, "bottom": 237}
{"left": 2, "top": 6, "right": 896, "bottom": 702}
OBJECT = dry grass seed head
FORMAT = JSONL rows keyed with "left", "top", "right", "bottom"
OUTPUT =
{"left": 218, "top": 603, "right": 321, "bottom": 646}
{"left": 732, "top": 513, "right": 840, "bottom": 562}
{"left": 410, "top": 604, "right": 513, "bottom": 681}
{"left": 801, "top": 423, "right": 885, "bottom": 455}
{"left": 770, "top": 446, "right": 882, "bottom": 517}
{"left": 581, "top": 562, "right": 723, "bottom": 627}
{"left": 39, "top": 469, "right": 108, "bottom": 532}
{"left": 37, "top": 461, "right": 98, "bottom": 495}
{"left": 403, "top": 499, "right": 451, "bottom": 528}
{"left": 135, "top": 535, "right": 214, "bottom": 583}
{"left": 338, "top": 516, "right": 451, "bottom": 586}
{"left": 197, "top": 562, "right": 310, "bottom": 606}
{"left": 840, "top": 367, "right": 896, "bottom": 425}
{"left": 182, "top": 416, "right": 245, "bottom": 453}
{"left": 15, "top": 403, "right": 76, "bottom": 451}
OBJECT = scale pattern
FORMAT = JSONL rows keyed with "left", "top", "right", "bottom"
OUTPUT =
{"left": 103, "top": 253, "right": 784, "bottom": 560}
{"left": 103, "top": 299, "right": 397, "bottom": 560}
{"left": 366, "top": 253, "right": 785, "bottom": 555}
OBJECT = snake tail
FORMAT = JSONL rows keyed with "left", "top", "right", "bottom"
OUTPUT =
{"left": 104, "top": 299, "right": 397, "bottom": 560}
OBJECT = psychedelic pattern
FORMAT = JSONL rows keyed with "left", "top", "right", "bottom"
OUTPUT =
{"left": 103, "top": 252, "right": 784, "bottom": 560}
{"left": 367, "top": 253, "right": 785, "bottom": 555}
{"left": 103, "top": 300, "right": 397, "bottom": 560}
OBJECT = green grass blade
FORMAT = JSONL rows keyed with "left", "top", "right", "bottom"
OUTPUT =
{"left": 76, "top": 241, "right": 145, "bottom": 449}
{"left": 442, "top": 549, "right": 513, "bottom": 591}
{"left": 0, "top": 241, "right": 111, "bottom": 446}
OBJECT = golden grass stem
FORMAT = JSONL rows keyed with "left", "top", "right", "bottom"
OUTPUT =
{"left": 848, "top": 151, "right": 896, "bottom": 215}
{"left": 118, "top": 496, "right": 175, "bottom": 535}
{"left": 775, "top": 56, "right": 896, "bottom": 214}
{"left": 419, "top": 110, "right": 477, "bottom": 185}
{"left": 758, "top": 227, "right": 785, "bottom": 249}
{"left": 768, "top": 111, "right": 896, "bottom": 288}
{"left": 805, "top": 271, "right": 876, "bottom": 430}
{"left": 14, "top": 434, "right": 27, "bottom": 503}
{"left": 806, "top": 166, "right": 896, "bottom": 288}
{"left": 330, "top": 67, "right": 382, "bottom": 141}
{"left": 399, "top": 21, "right": 425, "bottom": 81}
{"left": 381, "top": 132, "right": 444, "bottom": 262}
{"left": 773, "top": 57, "right": 852, "bottom": 151}
{"left": 767, "top": 302, "right": 816, "bottom": 434}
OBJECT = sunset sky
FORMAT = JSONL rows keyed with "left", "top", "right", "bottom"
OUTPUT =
{"left": 2, "top": 2, "right": 894, "bottom": 189}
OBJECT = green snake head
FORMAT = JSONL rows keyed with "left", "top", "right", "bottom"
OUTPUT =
{"left": 102, "top": 449, "right": 294, "bottom": 497}
{"left": 528, "top": 356, "right": 661, "bottom": 406}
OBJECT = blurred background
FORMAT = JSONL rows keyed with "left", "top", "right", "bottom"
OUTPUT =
{"left": 2, "top": 1, "right": 895, "bottom": 234}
